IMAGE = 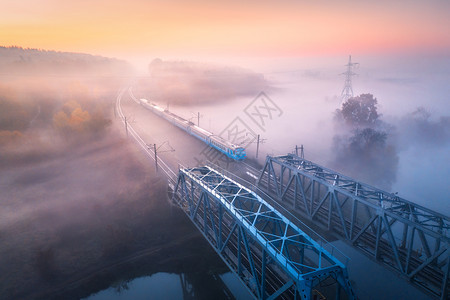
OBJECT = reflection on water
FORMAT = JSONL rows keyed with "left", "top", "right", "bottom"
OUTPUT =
{"left": 84, "top": 272, "right": 253, "bottom": 300}
{"left": 84, "top": 273, "right": 182, "bottom": 300}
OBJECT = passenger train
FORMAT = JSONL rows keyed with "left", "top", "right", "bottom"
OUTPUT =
{"left": 138, "top": 98, "right": 246, "bottom": 160}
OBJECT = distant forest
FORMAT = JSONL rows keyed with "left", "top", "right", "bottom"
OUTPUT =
{"left": 0, "top": 46, "right": 132, "bottom": 76}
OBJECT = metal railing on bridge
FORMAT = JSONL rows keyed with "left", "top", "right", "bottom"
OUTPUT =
{"left": 257, "top": 154, "right": 449, "bottom": 299}
{"left": 173, "top": 166, "right": 356, "bottom": 300}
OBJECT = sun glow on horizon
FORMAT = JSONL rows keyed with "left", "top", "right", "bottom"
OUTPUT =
{"left": 2, "top": 0, "right": 450, "bottom": 60}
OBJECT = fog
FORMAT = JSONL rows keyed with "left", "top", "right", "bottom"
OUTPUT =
{"left": 147, "top": 55, "right": 450, "bottom": 214}
{"left": 391, "top": 107, "right": 450, "bottom": 149}
{"left": 0, "top": 47, "right": 231, "bottom": 299}
{"left": 135, "top": 59, "right": 272, "bottom": 106}
{"left": 1, "top": 47, "right": 448, "bottom": 298}
{"left": 0, "top": 47, "right": 130, "bottom": 297}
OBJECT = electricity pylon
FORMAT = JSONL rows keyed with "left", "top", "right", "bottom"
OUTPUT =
{"left": 341, "top": 55, "right": 359, "bottom": 103}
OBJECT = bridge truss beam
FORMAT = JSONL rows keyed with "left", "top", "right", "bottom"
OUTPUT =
{"left": 257, "top": 154, "right": 449, "bottom": 299}
{"left": 173, "top": 166, "right": 356, "bottom": 300}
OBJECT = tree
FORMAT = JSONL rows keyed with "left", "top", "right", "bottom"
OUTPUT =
{"left": 333, "top": 128, "right": 398, "bottom": 190}
{"left": 348, "top": 128, "right": 387, "bottom": 152}
{"left": 339, "top": 93, "right": 379, "bottom": 127}
{"left": 68, "top": 107, "right": 91, "bottom": 132}
{"left": 0, "top": 130, "right": 23, "bottom": 146}
{"left": 397, "top": 107, "right": 450, "bottom": 147}
{"left": 53, "top": 101, "right": 110, "bottom": 137}
{"left": 148, "top": 58, "right": 163, "bottom": 75}
{"left": 52, "top": 110, "right": 71, "bottom": 134}
{"left": 0, "top": 88, "right": 32, "bottom": 131}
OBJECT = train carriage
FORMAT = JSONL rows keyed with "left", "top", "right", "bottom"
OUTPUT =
{"left": 138, "top": 99, "right": 246, "bottom": 161}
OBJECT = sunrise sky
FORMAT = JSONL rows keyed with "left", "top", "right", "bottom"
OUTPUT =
{"left": 2, "top": 0, "right": 450, "bottom": 61}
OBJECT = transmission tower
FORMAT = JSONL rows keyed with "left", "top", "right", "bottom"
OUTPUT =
{"left": 341, "top": 55, "right": 359, "bottom": 103}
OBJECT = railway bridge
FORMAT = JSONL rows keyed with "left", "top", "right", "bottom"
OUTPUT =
{"left": 257, "top": 154, "right": 449, "bottom": 300}
{"left": 172, "top": 165, "right": 356, "bottom": 300}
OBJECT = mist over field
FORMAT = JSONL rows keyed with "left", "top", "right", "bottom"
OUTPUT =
{"left": 0, "top": 44, "right": 448, "bottom": 299}
{"left": 134, "top": 59, "right": 272, "bottom": 106}
{"left": 0, "top": 47, "right": 233, "bottom": 299}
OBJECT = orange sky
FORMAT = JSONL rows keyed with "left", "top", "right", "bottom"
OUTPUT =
{"left": 2, "top": 0, "right": 450, "bottom": 60}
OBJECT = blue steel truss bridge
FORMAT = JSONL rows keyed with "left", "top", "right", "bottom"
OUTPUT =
{"left": 172, "top": 165, "right": 357, "bottom": 300}
{"left": 257, "top": 154, "right": 449, "bottom": 300}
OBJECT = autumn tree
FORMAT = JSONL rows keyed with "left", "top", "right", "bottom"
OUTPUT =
{"left": 53, "top": 101, "right": 110, "bottom": 137}
{"left": 0, "top": 130, "right": 23, "bottom": 146}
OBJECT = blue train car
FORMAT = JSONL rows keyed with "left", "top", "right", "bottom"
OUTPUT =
{"left": 139, "top": 99, "right": 246, "bottom": 160}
